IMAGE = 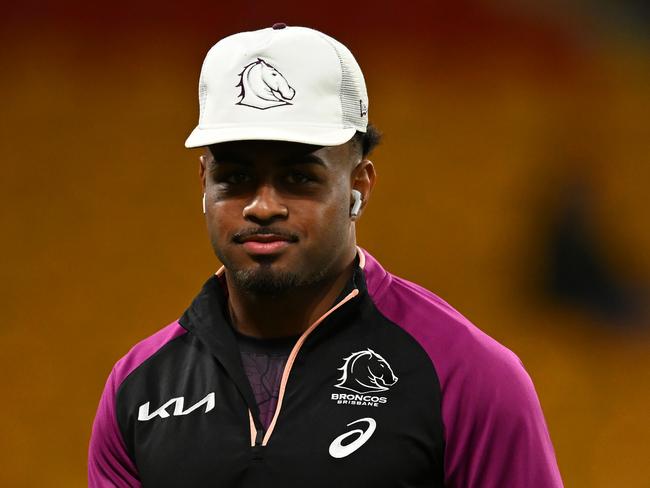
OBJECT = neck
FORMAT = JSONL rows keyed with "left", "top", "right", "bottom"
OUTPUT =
{"left": 225, "top": 254, "right": 356, "bottom": 339}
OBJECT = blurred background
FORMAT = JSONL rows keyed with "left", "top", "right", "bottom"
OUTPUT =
{"left": 1, "top": 0, "right": 649, "bottom": 486}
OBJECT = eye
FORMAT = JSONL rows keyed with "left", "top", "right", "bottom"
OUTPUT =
{"left": 271, "top": 73, "right": 277, "bottom": 76}
{"left": 222, "top": 172, "right": 252, "bottom": 185}
{"left": 286, "top": 171, "right": 313, "bottom": 184}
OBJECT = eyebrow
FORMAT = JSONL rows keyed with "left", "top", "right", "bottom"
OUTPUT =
{"left": 282, "top": 154, "right": 327, "bottom": 167}
{"left": 209, "top": 152, "right": 327, "bottom": 168}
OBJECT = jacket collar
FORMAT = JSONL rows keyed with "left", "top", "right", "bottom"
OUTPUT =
{"left": 178, "top": 251, "right": 368, "bottom": 425}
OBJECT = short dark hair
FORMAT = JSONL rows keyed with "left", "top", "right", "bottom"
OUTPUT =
{"left": 352, "top": 122, "right": 382, "bottom": 157}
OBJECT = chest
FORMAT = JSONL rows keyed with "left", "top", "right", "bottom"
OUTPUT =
{"left": 119, "top": 328, "right": 444, "bottom": 487}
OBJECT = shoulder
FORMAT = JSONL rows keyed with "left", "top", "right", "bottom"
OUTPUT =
{"left": 362, "top": 248, "right": 539, "bottom": 431}
{"left": 362, "top": 249, "right": 562, "bottom": 485}
{"left": 89, "top": 321, "right": 186, "bottom": 486}
{"left": 111, "top": 320, "right": 188, "bottom": 389}
{"left": 362, "top": 248, "right": 524, "bottom": 388}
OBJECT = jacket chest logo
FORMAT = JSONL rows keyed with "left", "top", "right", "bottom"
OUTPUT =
{"left": 331, "top": 349, "right": 398, "bottom": 408}
{"left": 137, "top": 392, "right": 215, "bottom": 421}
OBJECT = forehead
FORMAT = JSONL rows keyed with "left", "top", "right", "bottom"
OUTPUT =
{"left": 207, "top": 140, "right": 356, "bottom": 169}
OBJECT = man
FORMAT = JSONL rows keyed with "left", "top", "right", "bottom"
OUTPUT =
{"left": 89, "top": 25, "right": 563, "bottom": 487}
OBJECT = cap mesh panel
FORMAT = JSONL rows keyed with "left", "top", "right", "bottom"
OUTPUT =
{"left": 316, "top": 34, "right": 368, "bottom": 132}
{"left": 198, "top": 77, "right": 208, "bottom": 124}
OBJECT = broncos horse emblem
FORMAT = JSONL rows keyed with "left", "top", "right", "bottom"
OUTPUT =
{"left": 236, "top": 58, "right": 295, "bottom": 109}
{"left": 335, "top": 349, "right": 399, "bottom": 394}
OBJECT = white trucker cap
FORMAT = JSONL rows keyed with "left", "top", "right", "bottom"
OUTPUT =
{"left": 185, "top": 24, "right": 369, "bottom": 148}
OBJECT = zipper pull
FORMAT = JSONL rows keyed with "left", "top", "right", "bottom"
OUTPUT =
{"left": 254, "top": 428, "right": 264, "bottom": 446}
{"left": 252, "top": 428, "right": 264, "bottom": 459}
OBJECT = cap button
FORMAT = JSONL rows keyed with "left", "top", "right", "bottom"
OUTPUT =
{"left": 272, "top": 23, "right": 287, "bottom": 30}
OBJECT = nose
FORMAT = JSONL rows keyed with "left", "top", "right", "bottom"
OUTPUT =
{"left": 242, "top": 184, "right": 288, "bottom": 224}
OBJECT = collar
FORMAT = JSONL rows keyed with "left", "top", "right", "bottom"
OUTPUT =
{"left": 178, "top": 249, "right": 367, "bottom": 426}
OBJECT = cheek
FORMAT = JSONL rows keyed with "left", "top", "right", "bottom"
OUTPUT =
{"left": 206, "top": 201, "right": 241, "bottom": 239}
{"left": 296, "top": 194, "right": 349, "bottom": 238}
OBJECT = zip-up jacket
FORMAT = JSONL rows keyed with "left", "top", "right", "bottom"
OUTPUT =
{"left": 89, "top": 249, "right": 563, "bottom": 487}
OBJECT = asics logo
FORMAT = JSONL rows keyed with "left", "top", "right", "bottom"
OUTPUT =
{"left": 328, "top": 417, "right": 376, "bottom": 459}
{"left": 137, "top": 392, "right": 215, "bottom": 421}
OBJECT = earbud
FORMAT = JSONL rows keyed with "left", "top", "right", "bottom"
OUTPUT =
{"left": 350, "top": 190, "right": 362, "bottom": 218}
{"left": 202, "top": 193, "right": 206, "bottom": 214}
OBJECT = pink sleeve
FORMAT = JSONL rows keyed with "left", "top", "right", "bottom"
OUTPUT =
{"left": 88, "top": 321, "right": 186, "bottom": 487}
{"left": 442, "top": 349, "right": 563, "bottom": 487}
{"left": 363, "top": 250, "right": 563, "bottom": 487}
{"left": 88, "top": 366, "right": 141, "bottom": 488}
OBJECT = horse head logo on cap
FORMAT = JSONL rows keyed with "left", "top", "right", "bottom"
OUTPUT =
{"left": 236, "top": 58, "right": 295, "bottom": 109}
{"left": 335, "top": 349, "right": 399, "bottom": 394}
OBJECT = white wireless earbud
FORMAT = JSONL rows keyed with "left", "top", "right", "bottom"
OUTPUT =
{"left": 350, "top": 190, "right": 362, "bottom": 218}
{"left": 202, "top": 193, "right": 206, "bottom": 214}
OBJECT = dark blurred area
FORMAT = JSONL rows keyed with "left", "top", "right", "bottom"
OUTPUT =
{"left": 541, "top": 167, "right": 646, "bottom": 323}
{"left": 1, "top": 1, "right": 648, "bottom": 486}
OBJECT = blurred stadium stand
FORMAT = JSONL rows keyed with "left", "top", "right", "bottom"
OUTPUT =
{"left": 1, "top": 1, "right": 648, "bottom": 486}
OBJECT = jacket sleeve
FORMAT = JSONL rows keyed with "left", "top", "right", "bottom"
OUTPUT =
{"left": 88, "top": 366, "right": 141, "bottom": 488}
{"left": 443, "top": 351, "right": 563, "bottom": 487}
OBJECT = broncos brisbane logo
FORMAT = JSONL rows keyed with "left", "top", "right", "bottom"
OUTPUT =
{"left": 335, "top": 349, "right": 399, "bottom": 394}
{"left": 236, "top": 58, "right": 295, "bottom": 109}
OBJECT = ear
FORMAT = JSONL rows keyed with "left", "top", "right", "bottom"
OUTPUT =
{"left": 199, "top": 152, "right": 208, "bottom": 193}
{"left": 350, "top": 159, "right": 376, "bottom": 219}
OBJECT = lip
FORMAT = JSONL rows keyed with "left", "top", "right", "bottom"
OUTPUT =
{"left": 239, "top": 234, "right": 293, "bottom": 256}
{"left": 242, "top": 240, "right": 291, "bottom": 255}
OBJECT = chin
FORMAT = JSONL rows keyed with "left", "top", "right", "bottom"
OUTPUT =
{"left": 231, "top": 258, "right": 330, "bottom": 294}
{"left": 229, "top": 266, "right": 301, "bottom": 295}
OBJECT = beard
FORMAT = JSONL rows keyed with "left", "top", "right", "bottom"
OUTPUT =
{"left": 217, "top": 251, "right": 330, "bottom": 296}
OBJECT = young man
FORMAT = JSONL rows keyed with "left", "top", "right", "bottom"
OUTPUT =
{"left": 89, "top": 25, "right": 563, "bottom": 487}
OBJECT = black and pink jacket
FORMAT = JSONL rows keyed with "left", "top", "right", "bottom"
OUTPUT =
{"left": 89, "top": 249, "right": 563, "bottom": 487}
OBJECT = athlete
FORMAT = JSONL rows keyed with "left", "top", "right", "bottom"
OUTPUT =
{"left": 89, "top": 24, "right": 563, "bottom": 487}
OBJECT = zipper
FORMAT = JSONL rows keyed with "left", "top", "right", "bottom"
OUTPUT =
{"left": 246, "top": 287, "right": 361, "bottom": 449}
{"left": 248, "top": 410, "right": 264, "bottom": 459}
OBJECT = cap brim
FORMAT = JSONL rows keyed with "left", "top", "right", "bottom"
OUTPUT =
{"left": 184, "top": 125, "right": 358, "bottom": 148}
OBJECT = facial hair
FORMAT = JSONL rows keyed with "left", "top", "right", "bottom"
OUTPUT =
{"left": 217, "top": 250, "right": 330, "bottom": 296}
